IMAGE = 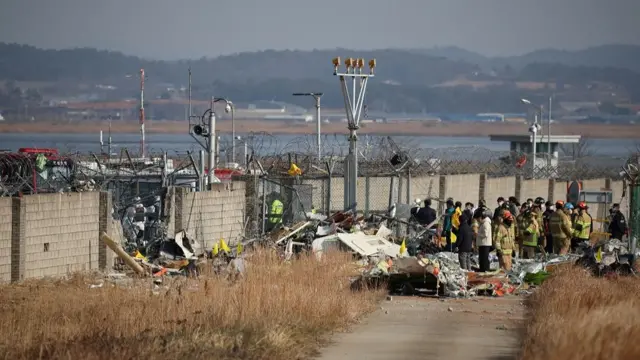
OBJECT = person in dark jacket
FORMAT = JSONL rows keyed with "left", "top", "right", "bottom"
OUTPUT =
{"left": 456, "top": 212, "right": 474, "bottom": 270}
{"left": 608, "top": 203, "right": 627, "bottom": 240}
{"left": 416, "top": 199, "right": 437, "bottom": 228}
{"left": 443, "top": 199, "right": 455, "bottom": 251}
{"left": 494, "top": 197, "right": 505, "bottom": 221}
{"left": 543, "top": 201, "right": 555, "bottom": 254}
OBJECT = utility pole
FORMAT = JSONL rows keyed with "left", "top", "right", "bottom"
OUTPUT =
{"left": 332, "top": 57, "right": 376, "bottom": 211}
{"left": 208, "top": 97, "right": 216, "bottom": 188}
{"left": 189, "top": 91, "right": 233, "bottom": 190}
{"left": 548, "top": 95, "right": 553, "bottom": 165}
{"left": 139, "top": 69, "right": 146, "bottom": 158}
{"left": 292, "top": 92, "right": 323, "bottom": 161}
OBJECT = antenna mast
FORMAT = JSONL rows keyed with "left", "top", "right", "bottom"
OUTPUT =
{"left": 139, "top": 68, "right": 146, "bottom": 158}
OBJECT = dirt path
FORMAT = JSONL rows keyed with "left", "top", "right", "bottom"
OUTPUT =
{"left": 316, "top": 296, "right": 525, "bottom": 360}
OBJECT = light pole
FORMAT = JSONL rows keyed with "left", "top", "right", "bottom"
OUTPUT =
{"left": 333, "top": 57, "right": 376, "bottom": 211}
{"left": 548, "top": 95, "right": 553, "bottom": 164}
{"left": 292, "top": 92, "right": 323, "bottom": 161}
{"left": 521, "top": 98, "right": 543, "bottom": 178}
{"left": 190, "top": 97, "right": 233, "bottom": 189}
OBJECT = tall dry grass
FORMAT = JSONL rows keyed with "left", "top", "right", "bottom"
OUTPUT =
{"left": 0, "top": 250, "right": 384, "bottom": 360}
{"left": 520, "top": 266, "right": 640, "bottom": 360}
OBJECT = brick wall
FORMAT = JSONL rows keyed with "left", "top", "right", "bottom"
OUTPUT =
{"left": 21, "top": 193, "right": 100, "bottom": 279}
{"left": 175, "top": 181, "right": 245, "bottom": 249}
{"left": 0, "top": 198, "right": 11, "bottom": 283}
{"left": 3, "top": 192, "right": 111, "bottom": 282}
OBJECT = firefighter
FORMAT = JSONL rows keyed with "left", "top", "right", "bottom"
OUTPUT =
{"left": 543, "top": 200, "right": 555, "bottom": 254}
{"left": 532, "top": 204, "right": 545, "bottom": 249}
{"left": 550, "top": 201, "right": 573, "bottom": 255}
{"left": 493, "top": 210, "right": 515, "bottom": 271}
{"left": 572, "top": 202, "right": 592, "bottom": 252}
{"left": 521, "top": 209, "right": 540, "bottom": 259}
{"left": 515, "top": 204, "right": 528, "bottom": 258}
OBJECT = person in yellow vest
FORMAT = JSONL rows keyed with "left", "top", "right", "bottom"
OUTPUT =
{"left": 549, "top": 201, "right": 573, "bottom": 255}
{"left": 572, "top": 202, "right": 592, "bottom": 252}
{"left": 450, "top": 201, "right": 462, "bottom": 251}
{"left": 521, "top": 209, "right": 539, "bottom": 259}
{"left": 266, "top": 193, "right": 284, "bottom": 232}
{"left": 493, "top": 210, "right": 515, "bottom": 271}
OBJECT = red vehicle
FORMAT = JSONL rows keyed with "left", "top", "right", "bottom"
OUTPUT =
{"left": 0, "top": 148, "right": 74, "bottom": 196}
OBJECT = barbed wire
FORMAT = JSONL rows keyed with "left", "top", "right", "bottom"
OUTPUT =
{"left": 227, "top": 133, "right": 634, "bottom": 181}
{"left": 2, "top": 133, "right": 636, "bottom": 201}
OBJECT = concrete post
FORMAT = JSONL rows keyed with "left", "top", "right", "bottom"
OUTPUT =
{"left": 98, "top": 191, "right": 112, "bottom": 270}
{"left": 11, "top": 197, "right": 25, "bottom": 283}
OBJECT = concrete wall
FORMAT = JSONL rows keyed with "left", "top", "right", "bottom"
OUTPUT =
{"left": 174, "top": 181, "right": 246, "bottom": 249}
{"left": 1, "top": 183, "right": 247, "bottom": 283}
{"left": 484, "top": 177, "right": 516, "bottom": 207}
{"left": 20, "top": 193, "right": 101, "bottom": 279}
{"left": 289, "top": 174, "right": 630, "bottom": 220}
{"left": 520, "top": 179, "right": 550, "bottom": 204}
{"left": 0, "top": 198, "right": 11, "bottom": 283}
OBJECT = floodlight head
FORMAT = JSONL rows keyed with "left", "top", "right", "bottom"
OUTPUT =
{"left": 225, "top": 103, "right": 232, "bottom": 113}
{"left": 357, "top": 58, "right": 365, "bottom": 69}
{"left": 368, "top": 59, "right": 376, "bottom": 74}
{"left": 521, "top": 98, "right": 532, "bottom": 105}
{"left": 332, "top": 57, "right": 341, "bottom": 73}
{"left": 193, "top": 124, "right": 209, "bottom": 137}
{"left": 345, "top": 58, "right": 354, "bottom": 71}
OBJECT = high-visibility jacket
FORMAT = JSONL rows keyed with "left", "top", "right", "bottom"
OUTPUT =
{"left": 522, "top": 217, "right": 539, "bottom": 247}
{"left": 493, "top": 224, "right": 515, "bottom": 254}
{"left": 573, "top": 213, "right": 592, "bottom": 240}
{"left": 549, "top": 210, "right": 572, "bottom": 240}
{"left": 269, "top": 199, "right": 284, "bottom": 224}
{"left": 536, "top": 210, "right": 544, "bottom": 235}
{"left": 452, "top": 207, "right": 462, "bottom": 230}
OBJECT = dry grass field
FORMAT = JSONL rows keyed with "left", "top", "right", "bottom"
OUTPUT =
{"left": 0, "top": 250, "right": 384, "bottom": 360}
{"left": 520, "top": 266, "right": 640, "bottom": 360}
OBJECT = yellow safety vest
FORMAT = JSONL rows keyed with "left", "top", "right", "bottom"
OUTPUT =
{"left": 269, "top": 199, "right": 284, "bottom": 224}
{"left": 573, "top": 213, "right": 591, "bottom": 240}
{"left": 522, "top": 218, "right": 539, "bottom": 247}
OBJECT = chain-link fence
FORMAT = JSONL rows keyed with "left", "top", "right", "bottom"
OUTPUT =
{"left": 237, "top": 133, "right": 637, "bottom": 233}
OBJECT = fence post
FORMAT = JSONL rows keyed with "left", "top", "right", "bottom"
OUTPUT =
{"left": 398, "top": 174, "right": 404, "bottom": 206}
{"left": 98, "top": 191, "right": 112, "bottom": 270}
{"left": 364, "top": 175, "right": 370, "bottom": 216}
{"left": 11, "top": 197, "right": 25, "bottom": 283}
{"left": 326, "top": 173, "right": 332, "bottom": 215}
{"left": 438, "top": 175, "right": 447, "bottom": 214}
{"left": 478, "top": 173, "right": 487, "bottom": 205}
{"left": 406, "top": 169, "right": 411, "bottom": 205}
{"left": 515, "top": 175, "right": 523, "bottom": 202}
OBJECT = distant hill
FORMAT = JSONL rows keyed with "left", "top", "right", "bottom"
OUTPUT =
{"left": 1, "top": 42, "right": 640, "bottom": 113}
{"left": 414, "top": 44, "right": 640, "bottom": 73}
{"left": 0, "top": 43, "right": 475, "bottom": 86}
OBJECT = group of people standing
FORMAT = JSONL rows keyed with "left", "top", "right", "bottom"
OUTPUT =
{"left": 411, "top": 194, "right": 628, "bottom": 273}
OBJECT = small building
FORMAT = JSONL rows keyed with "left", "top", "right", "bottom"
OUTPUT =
{"left": 489, "top": 134, "right": 582, "bottom": 178}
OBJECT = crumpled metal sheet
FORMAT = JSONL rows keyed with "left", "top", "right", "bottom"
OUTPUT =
{"left": 425, "top": 252, "right": 469, "bottom": 297}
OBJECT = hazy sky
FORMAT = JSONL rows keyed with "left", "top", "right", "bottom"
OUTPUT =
{"left": 1, "top": 0, "right": 638, "bottom": 60}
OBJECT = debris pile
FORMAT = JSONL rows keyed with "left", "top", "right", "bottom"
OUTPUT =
{"left": 100, "top": 202, "right": 637, "bottom": 298}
